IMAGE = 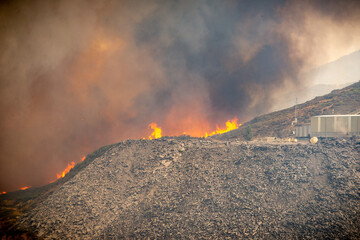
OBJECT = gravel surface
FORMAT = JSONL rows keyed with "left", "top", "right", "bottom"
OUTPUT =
{"left": 20, "top": 137, "right": 360, "bottom": 239}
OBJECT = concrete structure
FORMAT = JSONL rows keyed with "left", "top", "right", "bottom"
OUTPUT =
{"left": 295, "top": 124, "right": 311, "bottom": 138}
{"left": 311, "top": 115, "right": 360, "bottom": 137}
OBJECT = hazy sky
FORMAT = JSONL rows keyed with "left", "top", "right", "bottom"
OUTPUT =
{"left": 0, "top": 0, "right": 359, "bottom": 191}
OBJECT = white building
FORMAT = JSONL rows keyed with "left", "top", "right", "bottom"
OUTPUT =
{"left": 295, "top": 115, "right": 360, "bottom": 138}
{"left": 311, "top": 115, "right": 360, "bottom": 137}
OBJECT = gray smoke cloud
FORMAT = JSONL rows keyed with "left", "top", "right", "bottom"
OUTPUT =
{"left": 0, "top": 0, "right": 359, "bottom": 191}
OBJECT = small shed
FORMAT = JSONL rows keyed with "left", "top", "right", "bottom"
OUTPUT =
{"left": 311, "top": 115, "right": 360, "bottom": 137}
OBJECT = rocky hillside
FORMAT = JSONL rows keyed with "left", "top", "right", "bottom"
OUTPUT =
{"left": 1, "top": 82, "right": 360, "bottom": 239}
{"left": 17, "top": 137, "right": 360, "bottom": 239}
{"left": 0, "top": 143, "right": 114, "bottom": 239}
{"left": 215, "top": 81, "right": 360, "bottom": 140}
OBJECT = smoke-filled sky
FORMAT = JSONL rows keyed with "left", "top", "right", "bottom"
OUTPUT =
{"left": 0, "top": 0, "right": 359, "bottom": 191}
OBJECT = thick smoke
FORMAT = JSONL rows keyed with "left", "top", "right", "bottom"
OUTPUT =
{"left": 0, "top": 0, "right": 359, "bottom": 191}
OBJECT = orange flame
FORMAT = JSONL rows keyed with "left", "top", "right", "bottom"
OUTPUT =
{"left": 56, "top": 162, "right": 75, "bottom": 179}
{"left": 149, "top": 123, "right": 162, "bottom": 140}
{"left": 204, "top": 118, "right": 241, "bottom": 138}
{"left": 0, "top": 191, "right": 6, "bottom": 195}
{"left": 145, "top": 118, "right": 241, "bottom": 139}
{"left": 55, "top": 156, "right": 86, "bottom": 180}
{"left": 20, "top": 186, "right": 31, "bottom": 190}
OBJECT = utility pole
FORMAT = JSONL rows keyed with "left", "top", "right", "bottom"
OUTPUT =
{"left": 295, "top": 97, "right": 298, "bottom": 124}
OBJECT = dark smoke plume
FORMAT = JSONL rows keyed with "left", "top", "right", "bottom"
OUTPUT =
{"left": 0, "top": 0, "right": 359, "bottom": 191}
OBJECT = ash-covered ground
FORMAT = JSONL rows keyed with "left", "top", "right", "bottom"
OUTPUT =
{"left": 20, "top": 137, "right": 360, "bottom": 239}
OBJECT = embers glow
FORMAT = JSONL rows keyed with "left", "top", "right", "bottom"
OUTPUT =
{"left": 149, "top": 123, "right": 162, "bottom": 140}
{"left": 0, "top": 191, "right": 6, "bottom": 195}
{"left": 20, "top": 186, "right": 31, "bottom": 190}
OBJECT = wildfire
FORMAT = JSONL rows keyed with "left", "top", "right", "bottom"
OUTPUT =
{"left": 0, "top": 191, "right": 6, "bottom": 195}
{"left": 146, "top": 118, "right": 241, "bottom": 139}
{"left": 20, "top": 186, "right": 31, "bottom": 190}
{"left": 204, "top": 118, "right": 241, "bottom": 138}
{"left": 56, "top": 156, "right": 86, "bottom": 180}
{"left": 149, "top": 123, "right": 162, "bottom": 140}
{"left": 57, "top": 162, "right": 75, "bottom": 179}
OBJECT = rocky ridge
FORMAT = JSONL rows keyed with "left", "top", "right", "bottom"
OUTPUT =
{"left": 18, "top": 137, "right": 360, "bottom": 239}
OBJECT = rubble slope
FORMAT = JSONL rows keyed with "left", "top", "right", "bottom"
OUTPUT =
{"left": 20, "top": 137, "right": 360, "bottom": 239}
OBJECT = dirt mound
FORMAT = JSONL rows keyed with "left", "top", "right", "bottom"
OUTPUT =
{"left": 19, "top": 137, "right": 360, "bottom": 239}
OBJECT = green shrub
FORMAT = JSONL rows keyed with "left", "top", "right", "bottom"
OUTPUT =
{"left": 245, "top": 126, "right": 253, "bottom": 141}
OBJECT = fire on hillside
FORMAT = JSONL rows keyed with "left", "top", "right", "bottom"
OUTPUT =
{"left": 148, "top": 118, "right": 241, "bottom": 139}
{"left": 52, "top": 118, "right": 241, "bottom": 183}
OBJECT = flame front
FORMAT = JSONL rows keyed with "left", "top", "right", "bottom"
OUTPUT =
{"left": 149, "top": 123, "right": 162, "bottom": 140}
{"left": 56, "top": 162, "right": 75, "bottom": 179}
{"left": 20, "top": 186, "right": 30, "bottom": 190}
{"left": 0, "top": 191, "right": 6, "bottom": 195}
{"left": 145, "top": 118, "right": 241, "bottom": 139}
{"left": 204, "top": 118, "right": 241, "bottom": 138}
{"left": 55, "top": 156, "right": 86, "bottom": 180}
